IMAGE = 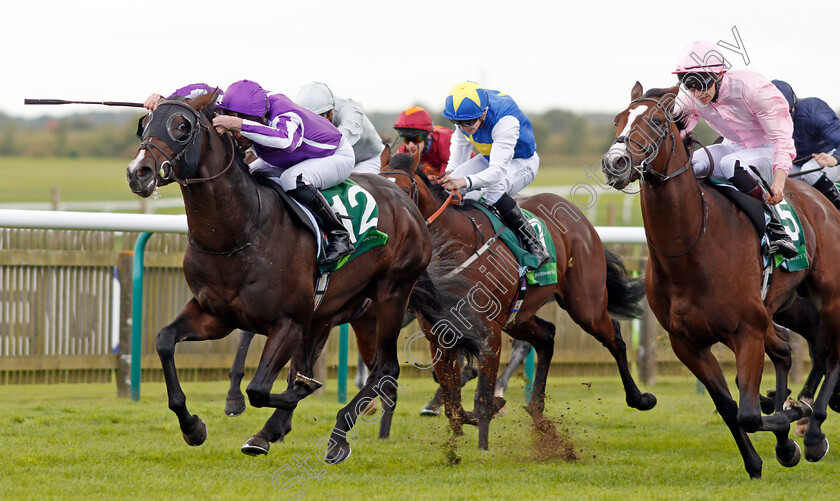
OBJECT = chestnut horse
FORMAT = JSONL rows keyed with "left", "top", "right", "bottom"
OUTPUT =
{"left": 381, "top": 150, "right": 655, "bottom": 450}
{"left": 126, "top": 94, "right": 483, "bottom": 463}
{"left": 602, "top": 83, "right": 840, "bottom": 478}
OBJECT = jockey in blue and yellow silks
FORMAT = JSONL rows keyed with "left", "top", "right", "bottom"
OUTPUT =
{"left": 438, "top": 81, "right": 549, "bottom": 267}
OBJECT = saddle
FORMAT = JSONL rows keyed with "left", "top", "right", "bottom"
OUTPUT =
{"left": 252, "top": 172, "right": 319, "bottom": 238}
{"left": 706, "top": 179, "right": 807, "bottom": 272}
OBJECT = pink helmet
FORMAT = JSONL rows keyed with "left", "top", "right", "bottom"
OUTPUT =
{"left": 218, "top": 79, "right": 269, "bottom": 118}
{"left": 673, "top": 41, "right": 729, "bottom": 74}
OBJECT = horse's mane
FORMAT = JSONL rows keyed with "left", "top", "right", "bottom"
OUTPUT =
{"left": 390, "top": 153, "right": 452, "bottom": 206}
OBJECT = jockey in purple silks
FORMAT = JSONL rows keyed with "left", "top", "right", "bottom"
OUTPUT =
{"left": 146, "top": 80, "right": 356, "bottom": 264}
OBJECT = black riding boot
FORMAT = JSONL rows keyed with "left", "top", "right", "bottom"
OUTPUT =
{"left": 287, "top": 178, "right": 355, "bottom": 264}
{"left": 729, "top": 165, "right": 797, "bottom": 259}
{"left": 812, "top": 174, "right": 840, "bottom": 212}
{"left": 493, "top": 194, "right": 550, "bottom": 268}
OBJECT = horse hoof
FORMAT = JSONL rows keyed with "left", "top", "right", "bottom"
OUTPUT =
{"left": 636, "top": 392, "right": 657, "bottom": 411}
{"left": 182, "top": 416, "right": 207, "bottom": 446}
{"left": 461, "top": 411, "right": 479, "bottom": 427}
{"left": 420, "top": 404, "right": 441, "bottom": 417}
{"left": 225, "top": 397, "right": 246, "bottom": 417}
{"left": 805, "top": 437, "right": 829, "bottom": 463}
{"left": 759, "top": 394, "right": 775, "bottom": 415}
{"left": 241, "top": 435, "right": 270, "bottom": 456}
{"left": 776, "top": 440, "right": 801, "bottom": 468}
{"left": 324, "top": 442, "right": 352, "bottom": 465}
{"left": 494, "top": 405, "right": 507, "bottom": 418}
{"left": 784, "top": 399, "right": 813, "bottom": 419}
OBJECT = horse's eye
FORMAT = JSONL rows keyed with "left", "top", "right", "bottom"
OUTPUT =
{"left": 173, "top": 120, "right": 192, "bottom": 141}
{"left": 652, "top": 118, "right": 663, "bottom": 127}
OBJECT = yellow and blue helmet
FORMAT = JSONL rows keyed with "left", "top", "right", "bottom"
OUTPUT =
{"left": 443, "top": 81, "right": 488, "bottom": 122}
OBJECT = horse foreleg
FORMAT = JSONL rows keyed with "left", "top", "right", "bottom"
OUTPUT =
{"left": 670, "top": 335, "right": 763, "bottom": 479}
{"left": 324, "top": 291, "right": 409, "bottom": 465}
{"left": 422, "top": 352, "right": 478, "bottom": 417}
{"left": 239, "top": 318, "right": 306, "bottom": 456}
{"left": 472, "top": 323, "right": 502, "bottom": 450}
{"left": 156, "top": 299, "right": 232, "bottom": 446}
{"left": 430, "top": 338, "right": 468, "bottom": 433}
{"left": 759, "top": 324, "right": 802, "bottom": 468}
{"left": 225, "top": 330, "right": 256, "bottom": 417}
{"left": 804, "top": 356, "right": 839, "bottom": 462}
{"left": 347, "top": 311, "right": 388, "bottom": 438}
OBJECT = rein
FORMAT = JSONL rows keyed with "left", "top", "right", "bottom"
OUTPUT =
{"left": 380, "top": 169, "right": 461, "bottom": 225}
{"left": 424, "top": 189, "right": 461, "bottom": 225}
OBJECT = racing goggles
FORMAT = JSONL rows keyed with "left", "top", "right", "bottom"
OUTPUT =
{"left": 449, "top": 116, "right": 481, "bottom": 127}
{"left": 401, "top": 133, "right": 427, "bottom": 144}
{"left": 679, "top": 72, "right": 718, "bottom": 92}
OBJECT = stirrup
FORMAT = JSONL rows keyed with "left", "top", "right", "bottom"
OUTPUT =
{"left": 768, "top": 238, "right": 798, "bottom": 260}
{"left": 528, "top": 243, "right": 550, "bottom": 268}
{"left": 321, "top": 233, "right": 355, "bottom": 264}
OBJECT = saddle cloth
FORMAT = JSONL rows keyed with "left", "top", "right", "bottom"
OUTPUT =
{"left": 468, "top": 201, "right": 558, "bottom": 286}
{"left": 253, "top": 174, "right": 388, "bottom": 273}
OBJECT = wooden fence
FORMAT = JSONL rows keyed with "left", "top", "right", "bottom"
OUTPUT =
{"left": 0, "top": 228, "right": 808, "bottom": 392}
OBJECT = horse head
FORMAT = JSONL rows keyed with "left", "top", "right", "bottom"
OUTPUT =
{"left": 127, "top": 90, "right": 225, "bottom": 197}
{"left": 601, "top": 82, "right": 686, "bottom": 189}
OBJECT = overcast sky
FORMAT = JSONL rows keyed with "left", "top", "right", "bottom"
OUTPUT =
{"left": 3, "top": 0, "right": 837, "bottom": 119}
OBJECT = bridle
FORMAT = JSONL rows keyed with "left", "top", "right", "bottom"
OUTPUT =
{"left": 138, "top": 98, "right": 259, "bottom": 256}
{"left": 138, "top": 99, "right": 235, "bottom": 187}
{"left": 379, "top": 168, "right": 460, "bottom": 225}
{"left": 614, "top": 96, "right": 707, "bottom": 257}
{"left": 615, "top": 97, "right": 693, "bottom": 184}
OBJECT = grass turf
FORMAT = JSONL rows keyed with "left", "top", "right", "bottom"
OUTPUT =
{"left": 0, "top": 376, "right": 837, "bottom": 500}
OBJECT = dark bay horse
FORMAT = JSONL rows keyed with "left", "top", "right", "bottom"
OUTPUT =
{"left": 126, "top": 94, "right": 483, "bottom": 463}
{"left": 381, "top": 150, "right": 655, "bottom": 450}
{"left": 602, "top": 82, "right": 840, "bottom": 478}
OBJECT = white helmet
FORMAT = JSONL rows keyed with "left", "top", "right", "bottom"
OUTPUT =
{"left": 295, "top": 81, "right": 335, "bottom": 115}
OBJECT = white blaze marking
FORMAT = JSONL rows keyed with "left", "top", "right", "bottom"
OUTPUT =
{"left": 610, "top": 105, "right": 648, "bottom": 155}
{"left": 128, "top": 150, "right": 147, "bottom": 173}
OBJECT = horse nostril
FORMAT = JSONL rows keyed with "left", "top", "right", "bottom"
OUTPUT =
{"left": 615, "top": 156, "right": 627, "bottom": 172}
{"left": 136, "top": 166, "right": 153, "bottom": 180}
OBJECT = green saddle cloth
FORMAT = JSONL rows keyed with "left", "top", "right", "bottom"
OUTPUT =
{"left": 317, "top": 179, "right": 389, "bottom": 274}
{"left": 772, "top": 197, "right": 808, "bottom": 271}
{"left": 471, "top": 203, "right": 558, "bottom": 286}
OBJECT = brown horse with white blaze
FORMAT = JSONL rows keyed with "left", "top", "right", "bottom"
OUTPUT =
{"left": 602, "top": 82, "right": 840, "bottom": 478}
{"left": 126, "top": 93, "right": 483, "bottom": 464}
{"left": 381, "top": 150, "right": 654, "bottom": 450}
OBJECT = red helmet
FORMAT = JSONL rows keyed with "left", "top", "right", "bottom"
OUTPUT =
{"left": 394, "top": 105, "right": 434, "bottom": 134}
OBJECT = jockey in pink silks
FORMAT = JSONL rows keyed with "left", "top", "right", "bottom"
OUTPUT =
{"left": 673, "top": 40, "right": 798, "bottom": 259}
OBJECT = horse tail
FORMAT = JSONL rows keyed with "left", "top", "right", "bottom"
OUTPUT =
{"left": 408, "top": 239, "right": 487, "bottom": 365}
{"left": 604, "top": 247, "right": 646, "bottom": 319}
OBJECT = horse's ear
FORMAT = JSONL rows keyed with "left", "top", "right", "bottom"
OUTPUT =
{"left": 189, "top": 91, "right": 217, "bottom": 113}
{"left": 631, "top": 81, "right": 643, "bottom": 101}
{"left": 410, "top": 146, "right": 421, "bottom": 173}
{"left": 380, "top": 142, "right": 391, "bottom": 170}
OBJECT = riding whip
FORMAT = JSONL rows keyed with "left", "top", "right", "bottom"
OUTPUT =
{"left": 24, "top": 99, "right": 144, "bottom": 108}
